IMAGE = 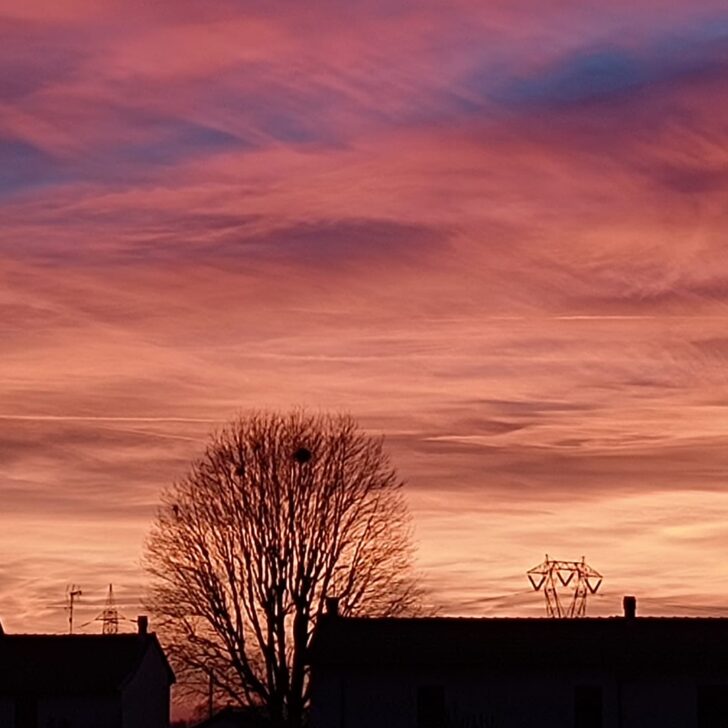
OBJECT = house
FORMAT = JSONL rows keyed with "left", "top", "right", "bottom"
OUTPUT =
{"left": 309, "top": 597, "right": 728, "bottom": 728}
{"left": 192, "top": 705, "right": 270, "bottom": 728}
{"left": 0, "top": 616, "right": 175, "bottom": 728}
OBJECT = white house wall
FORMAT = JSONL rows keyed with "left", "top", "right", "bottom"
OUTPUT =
{"left": 38, "top": 695, "right": 120, "bottom": 728}
{"left": 311, "top": 665, "right": 728, "bottom": 728}
{"left": 0, "top": 697, "right": 14, "bottom": 726}
{"left": 121, "top": 642, "right": 171, "bottom": 728}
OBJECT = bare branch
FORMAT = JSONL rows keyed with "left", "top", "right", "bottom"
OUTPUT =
{"left": 144, "top": 411, "right": 423, "bottom": 727}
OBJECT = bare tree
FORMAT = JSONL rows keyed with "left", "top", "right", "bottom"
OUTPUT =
{"left": 145, "top": 411, "right": 421, "bottom": 727}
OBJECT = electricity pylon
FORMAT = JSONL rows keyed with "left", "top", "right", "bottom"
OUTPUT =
{"left": 100, "top": 583, "right": 119, "bottom": 634}
{"left": 78, "top": 584, "right": 128, "bottom": 634}
{"left": 527, "top": 555, "right": 602, "bottom": 617}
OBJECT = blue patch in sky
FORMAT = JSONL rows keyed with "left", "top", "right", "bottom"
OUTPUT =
{"left": 691, "top": 16, "right": 728, "bottom": 43}
{"left": 0, "top": 138, "right": 70, "bottom": 196}
{"left": 495, "top": 49, "right": 651, "bottom": 106}
{"left": 0, "top": 118, "right": 247, "bottom": 198}
{"left": 257, "top": 110, "right": 326, "bottom": 145}
{"left": 116, "top": 119, "right": 245, "bottom": 167}
{"left": 484, "top": 16, "right": 728, "bottom": 110}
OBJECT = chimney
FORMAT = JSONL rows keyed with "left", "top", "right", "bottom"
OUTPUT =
{"left": 623, "top": 596, "right": 637, "bottom": 619}
{"left": 137, "top": 615, "right": 149, "bottom": 635}
{"left": 325, "top": 597, "right": 340, "bottom": 617}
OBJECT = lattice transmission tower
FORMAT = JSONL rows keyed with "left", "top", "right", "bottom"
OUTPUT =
{"left": 527, "top": 555, "right": 603, "bottom": 618}
{"left": 78, "top": 584, "right": 129, "bottom": 634}
{"left": 100, "top": 583, "right": 120, "bottom": 634}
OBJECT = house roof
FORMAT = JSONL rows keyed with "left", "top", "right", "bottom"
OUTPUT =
{"left": 0, "top": 633, "right": 175, "bottom": 695}
{"left": 309, "top": 616, "right": 728, "bottom": 672}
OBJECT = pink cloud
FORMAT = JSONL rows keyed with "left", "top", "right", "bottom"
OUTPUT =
{"left": 2, "top": 0, "right": 728, "bottom": 652}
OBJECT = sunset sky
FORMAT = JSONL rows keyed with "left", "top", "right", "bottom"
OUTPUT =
{"left": 3, "top": 0, "right": 728, "bottom": 634}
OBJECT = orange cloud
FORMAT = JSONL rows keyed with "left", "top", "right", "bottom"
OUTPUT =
{"left": 2, "top": 0, "right": 728, "bottom": 652}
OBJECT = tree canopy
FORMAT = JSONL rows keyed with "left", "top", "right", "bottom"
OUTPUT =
{"left": 145, "top": 411, "right": 422, "bottom": 726}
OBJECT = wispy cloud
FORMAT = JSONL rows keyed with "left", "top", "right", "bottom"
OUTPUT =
{"left": 2, "top": 0, "right": 728, "bottom": 639}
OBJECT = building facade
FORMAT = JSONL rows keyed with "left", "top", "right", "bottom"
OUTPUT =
{"left": 0, "top": 618, "right": 175, "bottom": 728}
{"left": 309, "top": 601, "right": 728, "bottom": 728}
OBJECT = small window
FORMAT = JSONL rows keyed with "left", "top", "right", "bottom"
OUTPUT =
{"left": 574, "top": 685, "right": 602, "bottom": 728}
{"left": 417, "top": 685, "right": 446, "bottom": 728}
{"left": 698, "top": 685, "right": 728, "bottom": 728}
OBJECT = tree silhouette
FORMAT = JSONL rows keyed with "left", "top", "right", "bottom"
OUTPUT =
{"left": 145, "top": 411, "right": 421, "bottom": 727}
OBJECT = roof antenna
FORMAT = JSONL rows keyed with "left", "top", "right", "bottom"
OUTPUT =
{"left": 66, "top": 585, "right": 82, "bottom": 634}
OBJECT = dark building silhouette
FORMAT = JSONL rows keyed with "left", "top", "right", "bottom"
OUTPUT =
{"left": 0, "top": 616, "right": 174, "bottom": 728}
{"left": 191, "top": 706, "right": 270, "bottom": 728}
{"left": 309, "top": 598, "right": 728, "bottom": 728}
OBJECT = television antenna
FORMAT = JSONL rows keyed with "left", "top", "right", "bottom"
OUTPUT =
{"left": 66, "top": 584, "right": 82, "bottom": 633}
{"left": 527, "top": 555, "right": 602, "bottom": 618}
